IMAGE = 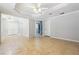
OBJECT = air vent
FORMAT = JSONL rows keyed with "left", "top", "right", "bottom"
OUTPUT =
{"left": 60, "top": 12, "right": 64, "bottom": 15}
{"left": 49, "top": 13, "right": 52, "bottom": 15}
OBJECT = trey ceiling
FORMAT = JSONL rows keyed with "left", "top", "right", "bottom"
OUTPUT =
{"left": 0, "top": 3, "right": 79, "bottom": 20}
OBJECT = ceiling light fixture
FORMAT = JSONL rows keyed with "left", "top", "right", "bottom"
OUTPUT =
{"left": 32, "top": 3, "right": 42, "bottom": 13}
{"left": 15, "top": 3, "right": 48, "bottom": 14}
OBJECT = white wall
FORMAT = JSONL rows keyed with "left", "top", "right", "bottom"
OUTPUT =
{"left": 1, "top": 13, "right": 29, "bottom": 37}
{"left": 45, "top": 10, "right": 79, "bottom": 42}
{"left": 44, "top": 20, "right": 51, "bottom": 36}
{"left": 29, "top": 19, "right": 35, "bottom": 37}
{"left": 18, "top": 17, "right": 29, "bottom": 37}
{"left": 0, "top": 13, "right": 1, "bottom": 44}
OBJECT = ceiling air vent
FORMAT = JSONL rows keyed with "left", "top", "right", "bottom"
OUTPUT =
{"left": 49, "top": 13, "right": 52, "bottom": 15}
{"left": 60, "top": 12, "right": 64, "bottom": 15}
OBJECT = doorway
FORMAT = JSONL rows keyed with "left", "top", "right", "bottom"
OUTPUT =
{"left": 35, "top": 21, "right": 43, "bottom": 37}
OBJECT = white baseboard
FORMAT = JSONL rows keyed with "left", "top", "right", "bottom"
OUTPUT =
{"left": 50, "top": 36, "right": 79, "bottom": 43}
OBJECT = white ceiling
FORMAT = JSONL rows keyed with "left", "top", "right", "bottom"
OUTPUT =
{"left": 0, "top": 3, "right": 79, "bottom": 20}
{"left": 43, "top": 3, "right": 79, "bottom": 19}
{"left": 0, "top": 3, "right": 60, "bottom": 19}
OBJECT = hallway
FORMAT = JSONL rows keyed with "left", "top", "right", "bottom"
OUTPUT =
{"left": 0, "top": 36, "right": 79, "bottom": 55}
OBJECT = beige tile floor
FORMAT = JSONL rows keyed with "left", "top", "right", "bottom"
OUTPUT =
{"left": 0, "top": 36, "right": 79, "bottom": 55}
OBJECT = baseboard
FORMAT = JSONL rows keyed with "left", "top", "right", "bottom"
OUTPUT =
{"left": 50, "top": 36, "right": 79, "bottom": 43}
{"left": 44, "top": 35, "right": 50, "bottom": 37}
